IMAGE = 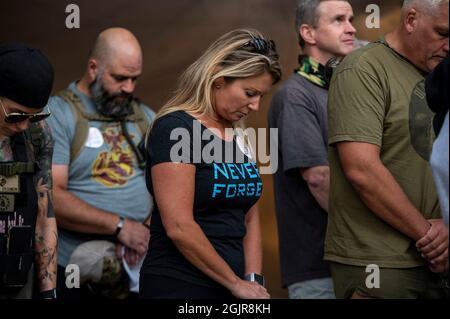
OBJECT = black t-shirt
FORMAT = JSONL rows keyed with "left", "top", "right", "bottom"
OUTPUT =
{"left": 142, "top": 111, "right": 262, "bottom": 287}
{"left": 426, "top": 56, "right": 448, "bottom": 135}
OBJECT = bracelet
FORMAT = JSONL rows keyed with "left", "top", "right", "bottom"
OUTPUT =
{"left": 40, "top": 288, "right": 57, "bottom": 299}
{"left": 114, "top": 216, "right": 125, "bottom": 237}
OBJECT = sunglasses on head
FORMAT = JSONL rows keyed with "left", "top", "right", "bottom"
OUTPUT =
{"left": 0, "top": 98, "right": 51, "bottom": 124}
{"left": 243, "top": 37, "right": 277, "bottom": 55}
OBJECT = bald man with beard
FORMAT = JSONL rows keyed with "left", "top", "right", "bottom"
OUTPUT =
{"left": 47, "top": 28, "right": 155, "bottom": 299}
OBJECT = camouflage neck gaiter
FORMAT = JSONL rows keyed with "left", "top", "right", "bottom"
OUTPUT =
{"left": 296, "top": 55, "right": 329, "bottom": 89}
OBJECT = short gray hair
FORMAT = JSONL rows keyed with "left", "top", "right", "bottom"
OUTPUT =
{"left": 295, "top": 0, "right": 322, "bottom": 48}
{"left": 295, "top": 0, "right": 347, "bottom": 48}
{"left": 403, "top": 0, "right": 449, "bottom": 11}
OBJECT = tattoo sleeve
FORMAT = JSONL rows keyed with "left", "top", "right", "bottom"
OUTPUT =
{"left": 33, "top": 121, "right": 58, "bottom": 291}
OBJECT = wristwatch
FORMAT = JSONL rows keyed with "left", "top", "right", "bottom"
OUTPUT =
{"left": 244, "top": 273, "right": 265, "bottom": 287}
{"left": 40, "top": 288, "right": 57, "bottom": 299}
{"left": 114, "top": 216, "right": 125, "bottom": 237}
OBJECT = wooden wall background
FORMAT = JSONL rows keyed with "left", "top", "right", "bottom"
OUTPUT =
{"left": 1, "top": 0, "right": 403, "bottom": 298}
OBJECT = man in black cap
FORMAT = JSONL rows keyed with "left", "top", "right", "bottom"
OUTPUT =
{"left": 0, "top": 43, "right": 57, "bottom": 299}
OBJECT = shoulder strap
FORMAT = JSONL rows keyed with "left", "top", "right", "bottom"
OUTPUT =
{"left": 55, "top": 89, "right": 89, "bottom": 163}
{"left": 55, "top": 90, "right": 151, "bottom": 164}
{"left": 130, "top": 100, "right": 150, "bottom": 138}
{"left": 121, "top": 101, "right": 151, "bottom": 170}
{"left": 0, "top": 131, "right": 37, "bottom": 176}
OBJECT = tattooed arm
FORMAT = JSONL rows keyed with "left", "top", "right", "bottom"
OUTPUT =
{"left": 33, "top": 121, "right": 58, "bottom": 292}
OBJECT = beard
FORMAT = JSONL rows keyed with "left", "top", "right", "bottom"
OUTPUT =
{"left": 89, "top": 77, "right": 133, "bottom": 119}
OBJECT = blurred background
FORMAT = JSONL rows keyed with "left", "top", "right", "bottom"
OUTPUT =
{"left": 1, "top": 0, "right": 404, "bottom": 298}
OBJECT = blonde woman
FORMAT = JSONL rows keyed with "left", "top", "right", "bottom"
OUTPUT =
{"left": 139, "top": 29, "right": 282, "bottom": 299}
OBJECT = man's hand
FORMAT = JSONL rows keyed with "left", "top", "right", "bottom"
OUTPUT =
{"left": 117, "top": 219, "right": 150, "bottom": 255}
{"left": 416, "top": 219, "right": 448, "bottom": 261}
{"left": 115, "top": 244, "right": 146, "bottom": 267}
{"left": 428, "top": 249, "right": 449, "bottom": 273}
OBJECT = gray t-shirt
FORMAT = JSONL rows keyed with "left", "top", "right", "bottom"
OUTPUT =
{"left": 268, "top": 73, "right": 331, "bottom": 287}
{"left": 47, "top": 82, "right": 155, "bottom": 266}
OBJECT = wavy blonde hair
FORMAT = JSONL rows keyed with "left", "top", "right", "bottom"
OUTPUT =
{"left": 152, "top": 28, "right": 281, "bottom": 128}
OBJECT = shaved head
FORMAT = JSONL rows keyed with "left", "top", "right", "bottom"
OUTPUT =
{"left": 403, "top": 0, "right": 449, "bottom": 11}
{"left": 81, "top": 28, "right": 143, "bottom": 118}
{"left": 90, "top": 27, "right": 142, "bottom": 67}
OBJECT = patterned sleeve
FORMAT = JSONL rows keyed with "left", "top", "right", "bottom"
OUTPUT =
{"left": 34, "top": 120, "right": 55, "bottom": 218}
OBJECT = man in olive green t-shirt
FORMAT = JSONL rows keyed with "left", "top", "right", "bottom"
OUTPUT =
{"left": 326, "top": 0, "right": 449, "bottom": 299}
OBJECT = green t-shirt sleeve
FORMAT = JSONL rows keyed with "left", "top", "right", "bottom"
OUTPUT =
{"left": 328, "top": 63, "right": 387, "bottom": 147}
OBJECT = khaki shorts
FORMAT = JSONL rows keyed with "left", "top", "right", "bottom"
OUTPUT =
{"left": 330, "top": 262, "right": 449, "bottom": 299}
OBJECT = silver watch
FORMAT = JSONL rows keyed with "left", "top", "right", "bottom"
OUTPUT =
{"left": 244, "top": 273, "right": 265, "bottom": 287}
{"left": 114, "top": 216, "right": 125, "bottom": 237}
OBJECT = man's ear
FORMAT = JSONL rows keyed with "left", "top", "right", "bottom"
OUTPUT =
{"left": 404, "top": 8, "right": 418, "bottom": 34}
{"left": 87, "top": 59, "right": 100, "bottom": 82}
{"left": 300, "top": 24, "right": 317, "bottom": 46}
